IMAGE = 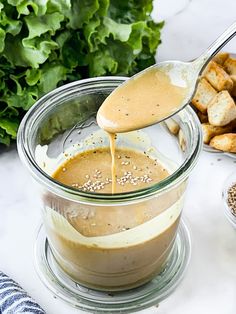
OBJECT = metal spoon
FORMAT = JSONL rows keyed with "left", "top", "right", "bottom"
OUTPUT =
{"left": 97, "top": 22, "right": 236, "bottom": 133}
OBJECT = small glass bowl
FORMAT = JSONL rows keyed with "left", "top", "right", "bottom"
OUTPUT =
{"left": 222, "top": 171, "right": 236, "bottom": 227}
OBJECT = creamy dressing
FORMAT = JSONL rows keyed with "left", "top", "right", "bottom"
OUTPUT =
{"left": 53, "top": 147, "right": 169, "bottom": 194}
{"left": 47, "top": 152, "right": 184, "bottom": 289}
{"left": 108, "top": 133, "right": 116, "bottom": 194}
{"left": 97, "top": 68, "right": 187, "bottom": 133}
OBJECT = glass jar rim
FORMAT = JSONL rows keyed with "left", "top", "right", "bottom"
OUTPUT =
{"left": 17, "top": 76, "right": 202, "bottom": 204}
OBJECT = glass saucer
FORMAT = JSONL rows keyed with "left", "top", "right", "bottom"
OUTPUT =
{"left": 34, "top": 220, "right": 191, "bottom": 313}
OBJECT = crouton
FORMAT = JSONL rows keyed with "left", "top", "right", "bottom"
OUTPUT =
{"left": 178, "top": 129, "right": 186, "bottom": 151}
{"left": 224, "top": 57, "right": 236, "bottom": 75}
{"left": 204, "top": 61, "right": 233, "bottom": 91}
{"left": 197, "top": 111, "right": 208, "bottom": 123}
{"left": 202, "top": 123, "right": 235, "bottom": 144}
{"left": 210, "top": 133, "right": 236, "bottom": 153}
{"left": 207, "top": 91, "right": 236, "bottom": 126}
{"left": 230, "top": 75, "right": 236, "bottom": 97}
{"left": 213, "top": 52, "right": 229, "bottom": 65}
{"left": 192, "top": 78, "right": 217, "bottom": 113}
{"left": 165, "top": 118, "right": 180, "bottom": 135}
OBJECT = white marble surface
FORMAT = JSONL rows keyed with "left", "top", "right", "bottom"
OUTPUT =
{"left": 1, "top": 1, "right": 236, "bottom": 313}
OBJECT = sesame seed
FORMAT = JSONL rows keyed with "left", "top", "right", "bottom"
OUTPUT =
{"left": 116, "top": 172, "right": 153, "bottom": 186}
{"left": 72, "top": 183, "right": 79, "bottom": 187}
{"left": 227, "top": 183, "right": 236, "bottom": 216}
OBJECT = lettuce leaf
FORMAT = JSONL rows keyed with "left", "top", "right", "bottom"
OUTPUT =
{"left": 0, "top": 0, "right": 163, "bottom": 146}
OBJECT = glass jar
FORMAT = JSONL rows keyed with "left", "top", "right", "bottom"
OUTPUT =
{"left": 17, "top": 77, "right": 202, "bottom": 292}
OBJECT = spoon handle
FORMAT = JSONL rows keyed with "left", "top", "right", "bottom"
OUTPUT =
{"left": 194, "top": 22, "right": 236, "bottom": 74}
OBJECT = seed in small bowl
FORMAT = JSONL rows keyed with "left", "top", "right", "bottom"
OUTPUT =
{"left": 227, "top": 183, "right": 236, "bottom": 216}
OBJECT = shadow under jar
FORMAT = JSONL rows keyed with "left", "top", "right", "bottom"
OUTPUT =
{"left": 17, "top": 77, "right": 202, "bottom": 292}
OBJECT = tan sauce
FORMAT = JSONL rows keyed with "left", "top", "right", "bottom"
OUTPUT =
{"left": 108, "top": 133, "right": 116, "bottom": 193}
{"left": 97, "top": 68, "right": 188, "bottom": 133}
{"left": 53, "top": 147, "right": 169, "bottom": 194}
{"left": 49, "top": 147, "right": 183, "bottom": 290}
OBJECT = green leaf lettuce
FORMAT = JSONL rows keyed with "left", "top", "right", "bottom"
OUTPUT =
{"left": 0, "top": 0, "right": 163, "bottom": 146}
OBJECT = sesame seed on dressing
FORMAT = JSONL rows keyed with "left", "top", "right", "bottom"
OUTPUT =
{"left": 53, "top": 147, "right": 169, "bottom": 194}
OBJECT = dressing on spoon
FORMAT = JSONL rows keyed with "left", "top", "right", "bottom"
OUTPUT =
{"left": 97, "top": 68, "right": 188, "bottom": 133}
